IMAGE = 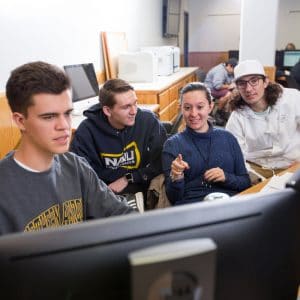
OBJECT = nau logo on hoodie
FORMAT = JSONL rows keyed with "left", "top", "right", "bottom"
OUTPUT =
{"left": 100, "top": 141, "right": 141, "bottom": 169}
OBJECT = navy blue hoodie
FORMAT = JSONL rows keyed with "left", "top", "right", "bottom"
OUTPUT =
{"left": 70, "top": 104, "right": 167, "bottom": 194}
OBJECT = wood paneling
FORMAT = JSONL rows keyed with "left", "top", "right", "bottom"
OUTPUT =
{"left": 158, "top": 89, "right": 170, "bottom": 110}
{"left": 189, "top": 51, "right": 229, "bottom": 73}
{"left": 169, "top": 99, "right": 180, "bottom": 119}
{"left": 135, "top": 93, "right": 157, "bottom": 104}
{"left": 136, "top": 68, "right": 198, "bottom": 122}
{"left": 159, "top": 106, "right": 170, "bottom": 121}
{"left": 0, "top": 93, "right": 21, "bottom": 159}
{"left": 96, "top": 70, "right": 106, "bottom": 84}
{"left": 264, "top": 66, "right": 276, "bottom": 82}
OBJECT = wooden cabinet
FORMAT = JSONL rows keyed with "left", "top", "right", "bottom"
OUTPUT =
{"left": 0, "top": 94, "right": 21, "bottom": 159}
{"left": 134, "top": 67, "right": 198, "bottom": 122}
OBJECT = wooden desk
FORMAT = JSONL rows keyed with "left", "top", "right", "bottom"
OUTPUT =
{"left": 133, "top": 67, "right": 198, "bottom": 122}
{"left": 138, "top": 103, "right": 160, "bottom": 114}
{"left": 72, "top": 103, "right": 160, "bottom": 131}
{"left": 239, "top": 162, "right": 300, "bottom": 195}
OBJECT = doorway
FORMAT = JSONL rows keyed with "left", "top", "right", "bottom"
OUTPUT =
{"left": 183, "top": 11, "right": 189, "bottom": 66}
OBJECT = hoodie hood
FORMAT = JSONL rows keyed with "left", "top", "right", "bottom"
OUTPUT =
{"left": 70, "top": 103, "right": 168, "bottom": 188}
{"left": 83, "top": 103, "right": 129, "bottom": 136}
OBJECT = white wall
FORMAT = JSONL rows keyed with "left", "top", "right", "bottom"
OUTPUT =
{"left": 188, "top": 0, "right": 300, "bottom": 52}
{"left": 188, "top": 0, "right": 241, "bottom": 52}
{"left": 0, "top": 0, "right": 177, "bottom": 90}
{"left": 239, "top": 0, "right": 279, "bottom": 65}
{"left": 2, "top": 0, "right": 299, "bottom": 89}
{"left": 277, "top": 0, "right": 300, "bottom": 49}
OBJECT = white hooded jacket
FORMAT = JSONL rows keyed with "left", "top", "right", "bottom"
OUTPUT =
{"left": 226, "top": 87, "right": 300, "bottom": 169}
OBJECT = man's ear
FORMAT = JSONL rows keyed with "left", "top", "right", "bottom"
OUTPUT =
{"left": 264, "top": 77, "right": 270, "bottom": 88}
{"left": 12, "top": 112, "right": 26, "bottom": 131}
{"left": 102, "top": 106, "right": 111, "bottom": 118}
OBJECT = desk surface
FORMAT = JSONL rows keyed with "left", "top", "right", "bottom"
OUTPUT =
{"left": 72, "top": 103, "right": 160, "bottom": 130}
{"left": 131, "top": 67, "right": 198, "bottom": 92}
{"left": 239, "top": 162, "right": 300, "bottom": 195}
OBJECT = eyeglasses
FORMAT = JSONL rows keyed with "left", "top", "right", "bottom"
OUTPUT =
{"left": 236, "top": 76, "right": 264, "bottom": 90}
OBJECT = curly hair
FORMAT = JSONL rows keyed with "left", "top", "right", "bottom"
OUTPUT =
{"left": 229, "top": 80, "right": 283, "bottom": 111}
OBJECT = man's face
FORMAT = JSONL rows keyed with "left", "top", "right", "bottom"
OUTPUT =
{"left": 235, "top": 75, "right": 269, "bottom": 110}
{"left": 104, "top": 90, "right": 138, "bottom": 129}
{"left": 13, "top": 90, "right": 73, "bottom": 156}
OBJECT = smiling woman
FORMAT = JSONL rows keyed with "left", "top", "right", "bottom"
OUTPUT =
{"left": 162, "top": 82, "right": 251, "bottom": 205}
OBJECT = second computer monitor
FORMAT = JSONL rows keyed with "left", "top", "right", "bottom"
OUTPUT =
{"left": 64, "top": 63, "right": 99, "bottom": 115}
{"left": 283, "top": 50, "right": 300, "bottom": 68}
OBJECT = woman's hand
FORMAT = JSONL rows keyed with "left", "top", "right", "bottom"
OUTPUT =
{"left": 204, "top": 167, "right": 225, "bottom": 182}
{"left": 170, "top": 154, "right": 190, "bottom": 181}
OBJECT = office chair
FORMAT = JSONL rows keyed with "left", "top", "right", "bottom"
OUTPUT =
{"left": 162, "top": 112, "right": 183, "bottom": 137}
{"left": 286, "top": 75, "right": 300, "bottom": 90}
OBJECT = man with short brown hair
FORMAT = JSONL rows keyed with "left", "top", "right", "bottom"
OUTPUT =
{"left": 70, "top": 78, "right": 167, "bottom": 206}
{"left": 0, "top": 62, "right": 134, "bottom": 236}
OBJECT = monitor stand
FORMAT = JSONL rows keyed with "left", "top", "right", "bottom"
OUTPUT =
{"left": 72, "top": 96, "right": 99, "bottom": 117}
{"left": 72, "top": 108, "right": 84, "bottom": 117}
{"left": 129, "top": 238, "right": 216, "bottom": 300}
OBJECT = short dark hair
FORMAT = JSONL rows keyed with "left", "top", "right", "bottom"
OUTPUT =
{"left": 6, "top": 61, "right": 70, "bottom": 115}
{"left": 230, "top": 80, "right": 283, "bottom": 110}
{"left": 225, "top": 58, "right": 238, "bottom": 68}
{"left": 99, "top": 79, "right": 134, "bottom": 108}
{"left": 180, "top": 82, "right": 213, "bottom": 104}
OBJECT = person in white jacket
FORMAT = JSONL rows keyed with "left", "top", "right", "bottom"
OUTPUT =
{"left": 226, "top": 59, "right": 300, "bottom": 179}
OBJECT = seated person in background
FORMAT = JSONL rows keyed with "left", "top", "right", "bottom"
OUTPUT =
{"left": 204, "top": 58, "right": 238, "bottom": 100}
{"left": 226, "top": 59, "right": 300, "bottom": 179}
{"left": 70, "top": 79, "right": 167, "bottom": 207}
{"left": 285, "top": 42, "right": 296, "bottom": 51}
{"left": 205, "top": 58, "right": 238, "bottom": 126}
{"left": 0, "top": 62, "right": 134, "bottom": 236}
{"left": 162, "top": 82, "right": 251, "bottom": 206}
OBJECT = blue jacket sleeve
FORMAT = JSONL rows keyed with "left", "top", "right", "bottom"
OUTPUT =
{"left": 162, "top": 137, "right": 185, "bottom": 204}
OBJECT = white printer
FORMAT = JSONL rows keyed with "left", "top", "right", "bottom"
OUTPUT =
{"left": 141, "top": 46, "right": 173, "bottom": 76}
{"left": 118, "top": 51, "right": 158, "bottom": 83}
{"left": 141, "top": 46, "right": 180, "bottom": 75}
{"left": 171, "top": 46, "right": 180, "bottom": 73}
{"left": 117, "top": 46, "right": 181, "bottom": 82}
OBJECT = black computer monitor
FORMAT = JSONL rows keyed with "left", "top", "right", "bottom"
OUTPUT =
{"left": 275, "top": 50, "right": 284, "bottom": 69}
{"left": 63, "top": 63, "right": 99, "bottom": 114}
{"left": 283, "top": 50, "right": 300, "bottom": 68}
{"left": 0, "top": 175, "right": 299, "bottom": 300}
